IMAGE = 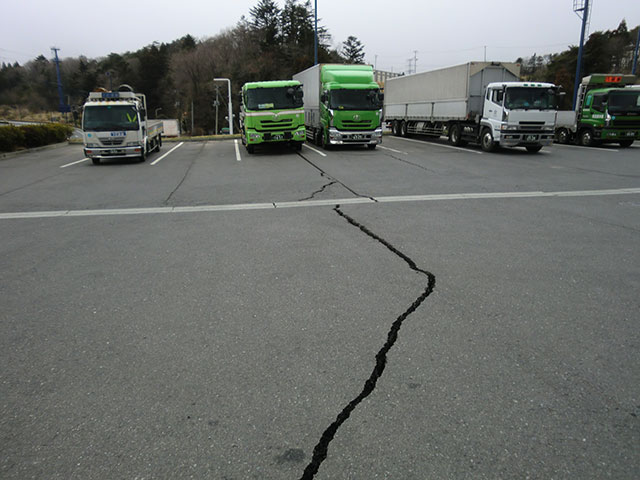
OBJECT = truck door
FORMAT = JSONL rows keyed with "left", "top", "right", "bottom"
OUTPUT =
{"left": 483, "top": 88, "right": 504, "bottom": 131}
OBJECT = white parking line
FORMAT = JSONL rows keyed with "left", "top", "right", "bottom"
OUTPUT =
{"left": 151, "top": 142, "right": 184, "bottom": 166}
{"left": 393, "top": 136, "right": 484, "bottom": 154}
{"left": 302, "top": 143, "right": 327, "bottom": 157}
{"left": 378, "top": 145, "right": 408, "bottom": 155}
{"left": 2, "top": 188, "right": 639, "bottom": 221}
{"left": 60, "top": 158, "right": 89, "bottom": 168}
{"left": 234, "top": 140, "right": 242, "bottom": 161}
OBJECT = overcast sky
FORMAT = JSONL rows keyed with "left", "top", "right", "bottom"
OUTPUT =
{"left": 1, "top": 0, "right": 639, "bottom": 73}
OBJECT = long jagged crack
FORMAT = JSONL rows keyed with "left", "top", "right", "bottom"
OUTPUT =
{"left": 297, "top": 151, "right": 377, "bottom": 202}
{"left": 164, "top": 141, "right": 203, "bottom": 205}
{"left": 298, "top": 206, "right": 436, "bottom": 480}
{"left": 298, "top": 181, "right": 337, "bottom": 201}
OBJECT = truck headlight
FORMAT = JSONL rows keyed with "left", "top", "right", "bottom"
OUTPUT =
{"left": 249, "top": 133, "right": 261, "bottom": 140}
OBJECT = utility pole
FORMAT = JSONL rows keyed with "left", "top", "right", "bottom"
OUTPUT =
{"left": 314, "top": 0, "right": 318, "bottom": 65}
{"left": 413, "top": 50, "right": 418, "bottom": 74}
{"left": 632, "top": 26, "right": 640, "bottom": 75}
{"left": 51, "top": 47, "right": 70, "bottom": 113}
{"left": 572, "top": 0, "right": 590, "bottom": 109}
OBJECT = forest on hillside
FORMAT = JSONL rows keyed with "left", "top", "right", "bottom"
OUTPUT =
{"left": 0, "top": 0, "right": 638, "bottom": 133}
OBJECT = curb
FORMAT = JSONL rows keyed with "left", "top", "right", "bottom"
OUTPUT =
{"left": 0, "top": 141, "right": 78, "bottom": 161}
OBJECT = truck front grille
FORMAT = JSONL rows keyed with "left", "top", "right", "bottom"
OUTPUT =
{"left": 258, "top": 119, "right": 294, "bottom": 131}
{"left": 341, "top": 120, "right": 373, "bottom": 130}
{"left": 611, "top": 119, "right": 640, "bottom": 127}
{"left": 99, "top": 137, "right": 125, "bottom": 146}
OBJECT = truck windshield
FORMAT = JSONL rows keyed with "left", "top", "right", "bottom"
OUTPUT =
{"left": 504, "top": 87, "right": 556, "bottom": 110}
{"left": 83, "top": 105, "right": 139, "bottom": 131}
{"left": 245, "top": 87, "right": 303, "bottom": 110}
{"left": 608, "top": 91, "right": 640, "bottom": 114}
{"left": 329, "top": 89, "right": 382, "bottom": 111}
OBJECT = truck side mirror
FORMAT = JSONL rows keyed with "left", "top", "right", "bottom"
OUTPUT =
{"left": 139, "top": 109, "right": 146, "bottom": 118}
{"left": 321, "top": 93, "right": 327, "bottom": 103}
{"left": 378, "top": 92, "right": 384, "bottom": 102}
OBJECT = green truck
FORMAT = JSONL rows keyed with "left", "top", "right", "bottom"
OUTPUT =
{"left": 239, "top": 80, "right": 305, "bottom": 153}
{"left": 292, "top": 64, "right": 383, "bottom": 149}
{"left": 556, "top": 74, "right": 640, "bottom": 147}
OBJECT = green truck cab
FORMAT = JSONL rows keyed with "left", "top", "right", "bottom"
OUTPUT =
{"left": 556, "top": 74, "right": 640, "bottom": 147}
{"left": 239, "top": 80, "right": 305, "bottom": 153}
{"left": 293, "top": 64, "right": 383, "bottom": 149}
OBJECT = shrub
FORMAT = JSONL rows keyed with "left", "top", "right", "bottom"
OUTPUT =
{"left": 0, "top": 123, "right": 73, "bottom": 153}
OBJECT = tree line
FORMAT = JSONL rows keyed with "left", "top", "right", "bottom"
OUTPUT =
{"left": 517, "top": 20, "right": 639, "bottom": 108}
{"left": 0, "top": 3, "right": 636, "bottom": 132}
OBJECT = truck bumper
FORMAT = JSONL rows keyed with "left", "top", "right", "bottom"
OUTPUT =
{"left": 594, "top": 128, "right": 640, "bottom": 141}
{"left": 84, "top": 146, "right": 143, "bottom": 158}
{"left": 498, "top": 131, "right": 555, "bottom": 147}
{"left": 246, "top": 127, "right": 306, "bottom": 145}
{"left": 328, "top": 127, "right": 382, "bottom": 145}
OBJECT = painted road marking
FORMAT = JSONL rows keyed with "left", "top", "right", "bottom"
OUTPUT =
{"left": 379, "top": 145, "right": 408, "bottom": 155}
{"left": 234, "top": 139, "right": 242, "bottom": 161}
{"left": 60, "top": 158, "right": 89, "bottom": 168}
{"left": 302, "top": 143, "right": 327, "bottom": 157}
{"left": 151, "top": 142, "right": 184, "bottom": 166}
{"left": 1, "top": 188, "right": 639, "bottom": 221}
{"left": 393, "top": 136, "right": 484, "bottom": 154}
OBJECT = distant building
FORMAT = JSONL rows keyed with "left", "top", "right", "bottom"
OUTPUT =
{"left": 373, "top": 69, "right": 401, "bottom": 89}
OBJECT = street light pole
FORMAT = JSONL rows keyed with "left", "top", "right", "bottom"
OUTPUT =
{"left": 572, "top": 0, "right": 590, "bottom": 110}
{"left": 214, "top": 78, "right": 233, "bottom": 135}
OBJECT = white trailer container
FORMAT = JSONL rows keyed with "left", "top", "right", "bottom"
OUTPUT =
{"left": 384, "top": 62, "right": 559, "bottom": 152}
{"left": 82, "top": 85, "right": 163, "bottom": 164}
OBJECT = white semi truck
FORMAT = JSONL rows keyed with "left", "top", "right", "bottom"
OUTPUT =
{"left": 384, "top": 62, "right": 560, "bottom": 153}
{"left": 82, "top": 85, "right": 163, "bottom": 164}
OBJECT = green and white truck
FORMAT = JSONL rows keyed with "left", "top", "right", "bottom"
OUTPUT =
{"left": 239, "top": 80, "right": 305, "bottom": 153}
{"left": 555, "top": 74, "right": 640, "bottom": 147}
{"left": 293, "top": 64, "right": 383, "bottom": 149}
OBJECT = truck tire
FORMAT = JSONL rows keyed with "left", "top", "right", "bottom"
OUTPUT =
{"left": 321, "top": 128, "right": 331, "bottom": 150}
{"left": 480, "top": 128, "right": 497, "bottom": 152}
{"left": 92, "top": 158, "right": 100, "bottom": 165}
{"left": 367, "top": 144, "right": 377, "bottom": 150}
{"left": 392, "top": 121, "right": 401, "bottom": 136}
{"left": 526, "top": 145, "right": 542, "bottom": 153}
{"left": 246, "top": 144, "right": 255, "bottom": 154}
{"left": 139, "top": 143, "right": 147, "bottom": 162}
{"left": 619, "top": 140, "right": 633, "bottom": 148}
{"left": 555, "top": 128, "right": 570, "bottom": 144}
{"left": 400, "top": 121, "right": 408, "bottom": 137}
{"left": 449, "top": 124, "right": 466, "bottom": 146}
{"left": 579, "top": 129, "right": 595, "bottom": 147}
{"left": 157, "top": 135, "right": 162, "bottom": 151}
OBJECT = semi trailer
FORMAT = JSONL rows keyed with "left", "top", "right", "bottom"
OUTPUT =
{"left": 555, "top": 74, "right": 639, "bottom": 147}
{"left": 384, "top": 62, "right": 559, "bottom": 153}
{"left": 239, "top": 80, "right": 305, "bottom": 153}
{"left": 293, "top": 64, "right": 383, "bottom": 149}
{"left": 82, "top": 85, "right": 162, "bottom": 164}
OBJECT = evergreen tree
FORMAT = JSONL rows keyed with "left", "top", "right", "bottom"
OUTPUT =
{"left": 341, "top": 36, "right": 365, "bottom": 64}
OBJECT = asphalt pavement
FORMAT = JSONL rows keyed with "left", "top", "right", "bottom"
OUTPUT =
{"left": 1, "top": 137, "right": 639, "bottom": 479}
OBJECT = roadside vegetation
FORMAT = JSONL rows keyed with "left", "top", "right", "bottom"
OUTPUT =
{"left": 0, "top": 123, "right": 73, "bottom": 153}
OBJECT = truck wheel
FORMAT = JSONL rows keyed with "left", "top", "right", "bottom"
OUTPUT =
{"left": 92, "top": 158, "right": 100, "bottom": 165}
{"left": 449, "top": 124, "right": 466, "bottom": 146}
{"left": 294, "top": 142, "right": 303, "bottom": 151}
{"left": 139, "top": 144, "right": 147, "bottom": 162}
{"left": 392, "top": 121, "right": 401, "bottom": 136}
{"left": 246, "top": 144, "right": 255, "bottom": 154}
{"left": 367, "top": 144, "right": 377, "bottom": 150}
{"left": 555, "top": 128, "right": 570, "bottom": 144}
{"left": 619, "top": 140, "right": 633, "bottom": 148}
{"left": 526, "top": 146, "right": 542, "bottom": 153}
{"left": 480, "top": 128, "right": 497, "bottom": 152}
{"left": 157, "top": 136, "right": 162, "bottom": 151}
{"left": 321, "top": 129, "right": 331, "bottom": 150}
{"left": 400, "top": 121, "right": 408, "bottom": 137}
{"left": 579, "top": 129, "right": 595, "bottom": 147}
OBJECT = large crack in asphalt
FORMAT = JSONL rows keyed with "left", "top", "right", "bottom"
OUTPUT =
{"left": 298, "top": 205, "right": 436, "bottom": 480}
{"left": 163, "top": 141, "right": 204, "bottom": 205}
{"left": 296, "top": 151, "right": 377, "bottom": 202}
{"left": 298, "top": 181, "right": 337, "bottom": 201}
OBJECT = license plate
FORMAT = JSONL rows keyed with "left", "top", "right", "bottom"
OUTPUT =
{"left": 525, "top": 135, "right": 538, "bottom": 141}
{"left": 272, "top": 134, "right": 283, "bottom": 140}
{"left": 352, "top": 134, "right": 363, "bottom": 140}
{"left": 627, "top": 132, "right": 636, "bottom": 136}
